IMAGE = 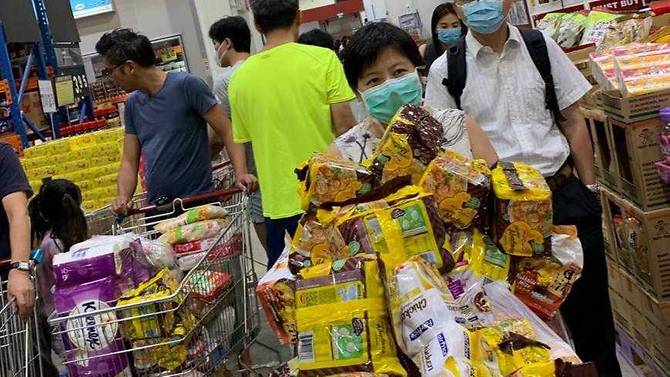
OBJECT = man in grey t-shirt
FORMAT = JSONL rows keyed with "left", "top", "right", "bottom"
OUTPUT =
{"left": 96, "top": 29, "right": 256, "bottom": 214}
{"left": 210, "top": 17, "right": 267, "bottom": 250}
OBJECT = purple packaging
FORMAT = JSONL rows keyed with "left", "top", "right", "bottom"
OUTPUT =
{"left": 54, "top": 276, "right": 131, "bottom": 377}
{"left": 53, "top": 236, "right": 154, "bottom": 292}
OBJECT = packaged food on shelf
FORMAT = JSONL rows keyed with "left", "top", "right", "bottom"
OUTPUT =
{"left": 367, "top": 105, "right": 444, "bottom": 185}
{"left": 492, "top": 162, "right": 552, "bottom": 257}
{"left": 580, "top": 11, "right": 621, "bottom": 46}
{"left": 296, "top": 154, "right": 375, "bottom": 209}
{"left": 294, "top": 256, "right": 405, "bottom": 377}
{"left": 556, "top": 13, "right": 587, "bottom": 48}
{"left": 418, "top": 150, "right": 491, "bottom": 231}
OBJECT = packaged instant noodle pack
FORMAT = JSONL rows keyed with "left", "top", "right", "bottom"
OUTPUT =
{"left": 260, "top": 106, "right": 592, "bottom": 376}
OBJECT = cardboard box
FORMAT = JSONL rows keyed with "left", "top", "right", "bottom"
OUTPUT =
{"left": 604, "top": 117, "right": 670, "bottom": 210}
{"left": 20, "top": 91, "right": 49, "bottom": 129}
{"left": 602, "top": 188, "right": 670, "bottom": 300}
{"left": 601, "top": 90, "right": 670, "bottom": 123}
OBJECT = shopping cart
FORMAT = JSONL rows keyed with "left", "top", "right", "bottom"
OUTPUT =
{"left": 0, "top": 260, "right": 44, "bottom": 377}
{"left": 86, "top": 161, "right": 236, "bottom": 236}
{"left": 49, "top": 185, "right": 265, "bottom": 376}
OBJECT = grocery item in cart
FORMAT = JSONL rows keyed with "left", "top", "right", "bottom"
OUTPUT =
{"left": 289, "top": 211, "right": 348, "bottom": 274}
{"left": 512, "top": 226, "right": 584, "bottom": 319}
{"left": 54, "top": 235, "right": 154, "bottom": 292}
{"left": 158, "top": 218, "right": 230, "bottom": 245}
{"left": 154, "top": 205, "right": 229, "bottom": 233}
{"left": 116, "top": 268, "right": 185, "bottom": 341}
{"left": 296, "top": 153, "right": 375, "bottom": 209}
{"left": 54, "top": 276, "right": 131, "bottom": 377}
{"left": 367, "top": 105, "right": 443, "bottom": 185}
{"left": 376, "top": 186, "right": 454, "bottom": 273}
{"left": 257, "top": 243, "right": 298, "bottom": 345}
{"left": 466, "top": 230, "right": 510, "bottom": 282}
{"left": 140, "top": 237, "right": 177, "bottom": 269}
{"left": 419, "top": 150, "right": 491, "bottom": 231}
{"left": 294, "top": 256, "right": 405, "bottom": 376}
{"left": 184, "top": 270, "right": 233, "bottom": 304}
{"left": 492, "top": 162, "right": 552, "bottom": 257}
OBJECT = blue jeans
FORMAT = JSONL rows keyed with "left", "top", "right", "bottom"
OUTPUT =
{"left": 264, "top": 215, "right": 301, "bottom": 270}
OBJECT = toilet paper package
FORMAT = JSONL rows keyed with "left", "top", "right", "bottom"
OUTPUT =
{"left": 54, "top": 276, "right": 130, "bottom": 377}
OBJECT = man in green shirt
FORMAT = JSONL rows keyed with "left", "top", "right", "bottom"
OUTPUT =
{"left": 229, "top": 0, "right": 356, "bottom": 268}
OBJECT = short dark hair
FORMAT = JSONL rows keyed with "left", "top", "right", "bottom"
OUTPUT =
{"left": 95, "top": 29, "right": 156, "bottom": 67}
{"left": 250, "top": 0, "right": 299, "bottom": 33}
{"left": 209, "top": 16, "right": 251, "bottom": 53}
{"left": 430, "top": 3, "right": 466, "bottom": 55}
{"left": 342, "top": 22, "right": 424, "bottom": 90}
{"left": 297, "top": 29, "right": 335, "bottom": 50}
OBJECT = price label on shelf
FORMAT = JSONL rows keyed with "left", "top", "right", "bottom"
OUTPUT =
{"left": 38, "top": 80, "right": 57, "bottom": 113}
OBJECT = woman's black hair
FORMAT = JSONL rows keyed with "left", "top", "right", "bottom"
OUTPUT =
{"left": 342, "top": 22, "right": 425, "bottom": 90}
{"left": 430, "top": 3, "right": 467, "bottom": 55}
{"left": 29, "top": 179, "right": 88, "bottom": 252}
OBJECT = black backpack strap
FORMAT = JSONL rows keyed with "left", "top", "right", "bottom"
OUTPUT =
{"left": 442, "top": 36, "right": 467, "bottom": 110}
{"left": 519, "top": 28, "right": 566, "bottom": 126}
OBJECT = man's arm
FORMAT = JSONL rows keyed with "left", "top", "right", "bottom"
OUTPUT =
{"left": 3, "top": 191, "right": 34, "bottom": 320}
{"left": 204, "top": 104, "right": 257, "bottom": 190}
{"left": 112, "top": 134, "right": 141, "bottom": 215}
{"left": 559, "top": 103, "right": 596, "bottom": 186}
{"left": 331, "top": 101, "right": 357, "bottom": 136}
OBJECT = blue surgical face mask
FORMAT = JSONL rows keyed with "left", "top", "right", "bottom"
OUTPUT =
{"left": 437, "top": 27, "right": 462, "bottom": 46}
{"left": 462, "top": 0, "right": 505, "bottom": 35}
{"left": 360, "top": 70, "right": 423, "bottom": 125}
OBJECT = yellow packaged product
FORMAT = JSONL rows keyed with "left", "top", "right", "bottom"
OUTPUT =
{"left": 94, "top": 173, "right": 118, "bottom": 187}
{"left": 21, "top": 155, "right": 49, "bottom": 170}
{"left": 289, "top": 211, "right": 348, "bottom": 274}
{"left": 68, "top": 133, "right": 96, "bottom": 150}
{"left": 467, "top": 229, "right": 510, "bottom": 282}
{"left": 296, "top": 153, "right": 374, "bottom": 210}
{"left": 367, "top": 105, "right": 444, "bottom": 185}
{"left": 294, "top": 256, "right": 405, "bottom": 377}
{"left": 492, "top": 162, "right": 552, "bottom": 257}
{"left": 29, "top": 165, "right": 58, "bottom": 180}
{"left": 94, "top": 128, "right": 122, "bottom": 144}
{"left": 98, "top": 141, "right": 122, "bottom": 155}
{"left": 117, "top": 268, "right": 182, "bottom": 341}
{"left": 82, "top": 200, "right": 98, "bottom": 213}
{"left": 90, "top": 155, "right": 122, "bottom": 167}
{"left": 470, "top": 320, "right": 555, "bottom": 377}
{"left": 61, "top": 159, "right": 92, "bottom": 172}
{"left": 376, "top": 186, "right": 453, "bottom": 274}
{"left": 257, "top": 245, "right": 298, "bottom": 345}
{"left": 419, "top": 150, "right": 491, "bottom": 230}
{"left": 74, "top": 144, "right": 103, "bottom": 160}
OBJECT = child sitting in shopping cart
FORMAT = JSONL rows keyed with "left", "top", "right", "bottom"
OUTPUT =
{"left": 28, "top": 178, "right": 88, "bottom": 375}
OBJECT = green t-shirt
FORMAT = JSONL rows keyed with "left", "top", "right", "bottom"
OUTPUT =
{"left": 229, "top": 43, "right": 355, "bottom": 219}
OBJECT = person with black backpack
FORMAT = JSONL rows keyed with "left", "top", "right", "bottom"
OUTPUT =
{"left": 424, "top": 0, "right": 622, "bottom": 376}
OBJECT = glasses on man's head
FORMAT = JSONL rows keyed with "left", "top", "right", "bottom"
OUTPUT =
{"left": 101, "top": 62, "right": 126, "bottom": 77}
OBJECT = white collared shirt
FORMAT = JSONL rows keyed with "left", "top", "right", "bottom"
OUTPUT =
{"left": 425, "top": 24, "right": 591, "bottom": 176}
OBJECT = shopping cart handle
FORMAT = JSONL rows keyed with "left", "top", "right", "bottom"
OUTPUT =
{"left": 125, "top": 187, "right": 243, "bottom": 216}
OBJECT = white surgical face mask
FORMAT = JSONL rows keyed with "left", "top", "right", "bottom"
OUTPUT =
{"left": 215, "top": 41, "right": 229, "bottom": 67}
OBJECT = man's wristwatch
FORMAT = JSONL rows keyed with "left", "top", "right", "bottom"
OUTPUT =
{"left": 9, "top": 261, "right": 30, "bottom": 272}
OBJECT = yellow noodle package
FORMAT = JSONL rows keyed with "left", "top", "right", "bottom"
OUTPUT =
{"left": 419, "top": 151, "right": 492, "bottom": 230}
{"left": 492, "top": 162, "right": 552, "bottom": 257}
{"left": 294, "top": 256, "right": 405, "bottom": 377}
{"left": 467, "top": 230, "right": 510, "bottom": 282}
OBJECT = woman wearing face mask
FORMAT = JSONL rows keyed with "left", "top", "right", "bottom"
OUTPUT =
{"left": 419, "top": 3, "right": 467, "bottom": 71}
{"left": 329, "top": 22, "right": 497, "bottom": 167}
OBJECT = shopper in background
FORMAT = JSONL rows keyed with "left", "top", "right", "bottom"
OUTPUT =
{"left": 419, "top": 3, "right": 467, "bottom": 72}
{"left": 297, "top": 29, "right": 336, "bottom": 51}
{"left": 209, "top": 16, "right": 267, "bottom": 251}
{"left": 332, "top": 22, "right": 497, "bottom": 167}
{"left": 29, "top": 179, "right": 88, "bottom": 376}
{"left": 96, "top": 29, "right": 256, "bottom": 215}
{"left": 0, "top": 142, "right": 34, "bottom": 320}
{"left": 229, "top": 0, "right": 357, "bottom": 268}
{"left": 424, "top": 0, "right": 621, "bottom": 375}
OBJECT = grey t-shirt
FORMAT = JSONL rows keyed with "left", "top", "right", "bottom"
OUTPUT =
{"left": 213, "top": 61, "right": 257, "bottom": 177}
{"left": 125, "top": 72, "right": 217, "bottom": 203}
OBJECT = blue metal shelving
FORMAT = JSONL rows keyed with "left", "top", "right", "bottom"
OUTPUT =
{"left": 0, "top": 0, "right": 90, "bottom": 147}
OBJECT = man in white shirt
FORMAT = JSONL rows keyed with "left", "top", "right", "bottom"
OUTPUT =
{"left": 425, "top": 0, "right": 621, "bottom": 375}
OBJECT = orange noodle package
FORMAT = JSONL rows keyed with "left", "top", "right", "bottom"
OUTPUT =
{"left": 367, "top": 105, "right": 444, "bottom": 185}
{"left": 492, "top": 162, "right": 552, "bottom": 257}
{"left": 512, "top": 226, "right": 584, "bottom": 319}
{"left": 419, "top": 150, "right": 492, "bottom": 231}
{"left": 294, "top": 255, "right": 405, "bottom": 376}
